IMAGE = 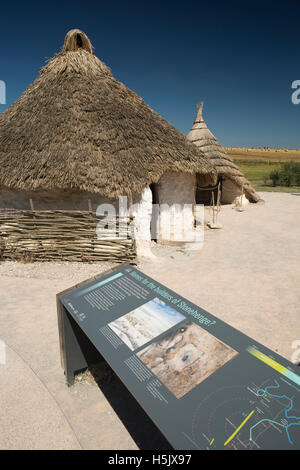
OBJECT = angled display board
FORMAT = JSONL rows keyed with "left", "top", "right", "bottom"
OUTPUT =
{"left": 57, "top": 264, "right": 300, "bottom": 450}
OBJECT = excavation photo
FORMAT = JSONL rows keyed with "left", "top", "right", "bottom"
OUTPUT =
{"left": 137, "top": 321, "right": 238, "bottom": 398}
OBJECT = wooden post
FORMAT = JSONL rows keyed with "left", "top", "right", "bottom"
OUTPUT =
{"left": 128, "top": 193, "right": 133, "bottom": 240}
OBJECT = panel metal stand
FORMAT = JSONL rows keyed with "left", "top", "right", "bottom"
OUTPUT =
{"left": 56, "top": 264, "right": 125, "bottom": 386}
{"left": 58, "top": 305, "right": 102, "bottom": 386}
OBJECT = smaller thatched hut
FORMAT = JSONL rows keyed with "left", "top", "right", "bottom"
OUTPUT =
{"left": 187, "top": 102, "right": 262, "bottom": 204}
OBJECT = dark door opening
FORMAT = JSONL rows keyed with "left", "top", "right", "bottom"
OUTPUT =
{"left": 150, "top": 183, "right": 159, "bottom": 242}
{"left": 195, "top": 174, "right": 221, "bottom": 206}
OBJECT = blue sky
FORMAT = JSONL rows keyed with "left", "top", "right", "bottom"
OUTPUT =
{"left": 149, "top": 298, "right": 185, "bottom": 323}
{"left": 0, "top": 0, "right": 299, "bottom": 148}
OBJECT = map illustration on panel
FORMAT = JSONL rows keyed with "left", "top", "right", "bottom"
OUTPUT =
{"left": 108, "top": 297, "right": 185, "bottom": 351}
{"left": 137, "top": 321, "right": 238, "bottom": 398}
{"left": 190, "top": 376, "right": 300, "bottom": 449}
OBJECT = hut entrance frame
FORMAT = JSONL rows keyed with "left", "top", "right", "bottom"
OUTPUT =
{"left": 195, "top": 173, "right": 221, "bottom": 206}
{"left": 149, "top": 183, "right": 159, "bottom": 242}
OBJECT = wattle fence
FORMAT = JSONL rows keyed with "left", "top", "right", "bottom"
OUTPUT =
{"left": 0, "top": 209, "right": 136, "bottom": 262}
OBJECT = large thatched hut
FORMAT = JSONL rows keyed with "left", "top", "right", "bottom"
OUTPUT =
{"left": 187, "top": 102, "right": 262, "bottom": 204}
{"left": 0, "top": 30, "right": 217, "bottom": 255}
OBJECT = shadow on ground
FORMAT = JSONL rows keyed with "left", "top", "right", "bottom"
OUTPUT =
{"left": 82, "top": 359, "right": 172, "bottom": 450}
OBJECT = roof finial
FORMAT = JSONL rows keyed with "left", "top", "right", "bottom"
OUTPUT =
{"left": 197, "top": 101, "right": 204, "bottom": 120}
{"left": 62, "top": 29, "right": 93, "bottom": 53}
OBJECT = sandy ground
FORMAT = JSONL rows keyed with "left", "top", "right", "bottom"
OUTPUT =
{"left": 0, "top": 191, "right": 299, "bottom": 449}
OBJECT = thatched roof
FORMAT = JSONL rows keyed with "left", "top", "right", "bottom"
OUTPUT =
{"left": 187, "top": 103, "right": 262, "bottom": 203}
{"left": 0, "top": 30, "right": 216, "bottom": 198}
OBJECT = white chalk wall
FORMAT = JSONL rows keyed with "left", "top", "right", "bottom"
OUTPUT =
{"left": 221, "top": 178, "right": 243, "bottom": 204}
{"left": 132, "top": 187, "right": 153, "bottom": 257}
{"left": 154, "top": 171, "right": 196, "bottom": 244}
{"left": 0, "top": 189, "right": 118, "bottom": 211}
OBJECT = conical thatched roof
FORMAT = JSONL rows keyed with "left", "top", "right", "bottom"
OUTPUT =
{"left": 0, "top": 30, "right": 216, "bottom": 198}
{"left": 187, "top": 102, "right": 262, "bottom": 203}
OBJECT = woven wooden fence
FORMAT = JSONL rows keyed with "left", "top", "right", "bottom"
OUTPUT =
{"left": 0, "top": 209, "right": 136, "bottom": 262}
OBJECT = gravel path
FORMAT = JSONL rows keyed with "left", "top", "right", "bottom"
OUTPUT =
{"left": 0, "top": 260, "right": 118, "bottom": 282}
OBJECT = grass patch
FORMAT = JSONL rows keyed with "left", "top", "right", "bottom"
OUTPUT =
{"left": 233, "top": 157, "right": 300, "bottom": 193}
{"left": 237, "top": 163, "right": 281, "bottom": 182}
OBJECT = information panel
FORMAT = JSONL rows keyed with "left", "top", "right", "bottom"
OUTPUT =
{"left": 57, "top": 264, "right": 300, "bottom": 450}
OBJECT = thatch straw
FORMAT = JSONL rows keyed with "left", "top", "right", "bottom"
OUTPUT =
{"left": 0, "top": 30, "right": 217, "bottom": 199}
{"left": 187, "top": 102, "right": 262, "bottom": 203}
{"left": 62, "top": 29, "right": 93, "bottom": 53}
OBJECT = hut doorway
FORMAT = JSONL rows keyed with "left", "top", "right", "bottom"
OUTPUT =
{"left": 195, "top": 173, "right": 220, "bottom": 206}
{"left": 150, "top": 183, "right": 159, "bottom": 242}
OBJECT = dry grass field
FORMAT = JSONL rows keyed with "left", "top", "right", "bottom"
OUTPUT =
{"left": 226, "top": 147, "right": 300, "bottom": 162}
